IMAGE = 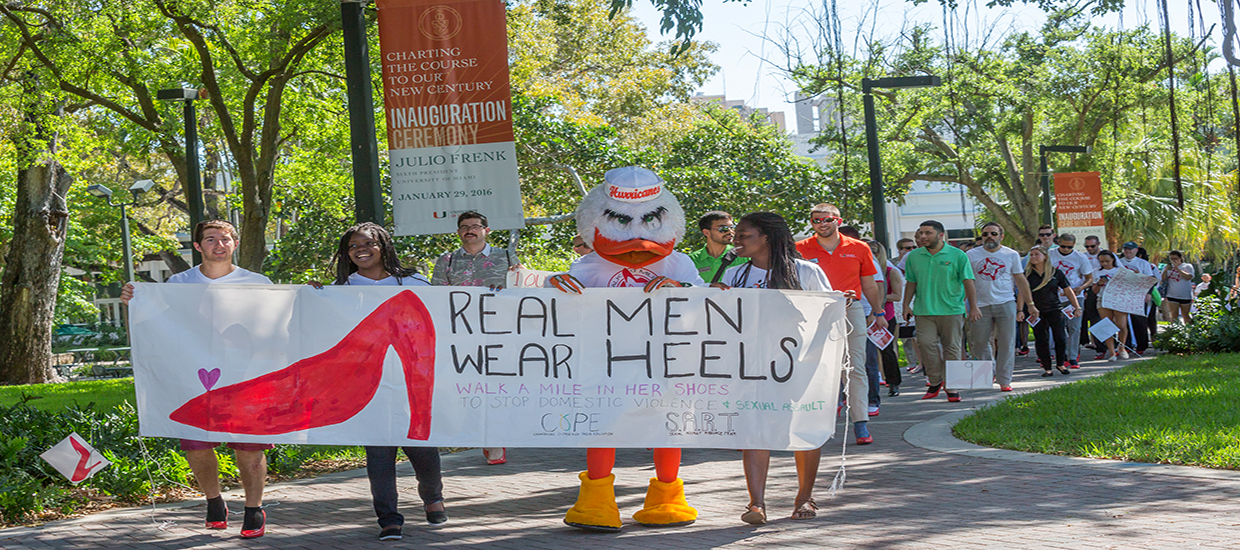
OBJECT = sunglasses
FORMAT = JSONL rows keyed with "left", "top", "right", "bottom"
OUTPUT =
{"left": 901, "top": 246, "right": 916, "bottom": 251}
{"left": 980, "top": 231, "right": 1000, "bottom": 237}
{"left": 1084, "top": 244, "right": 1099, "bottom": 248}
{"left": 811, "top": 216, "right": 843, "bottom": 225}
{"left": 714, "top": 225, "right": 735, "bottom": 233}
{"left": 1038, "top": 232, "right": 1054, "bottom": 237}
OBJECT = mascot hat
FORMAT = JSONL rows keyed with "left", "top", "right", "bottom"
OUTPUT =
{"left": 604, "top": 166, "right": 664, "bottom": 203}
{"left": 575, "top": 166, "right": 686, "bottom": 268}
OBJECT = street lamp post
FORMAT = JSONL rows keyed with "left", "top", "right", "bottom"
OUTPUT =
{"left": 87, "top": 180, "right": 155, "bottom": 283}
{"left": 157, "top": 87, "right": 206, "bottom": 264}
{"left": 1038, "top": 145, "right": 1092, "bottom": 227}
{"left": 862, "top": 75, "right": 941, "bottom": 250}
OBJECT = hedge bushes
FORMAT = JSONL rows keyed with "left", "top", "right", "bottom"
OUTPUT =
{"left": 1154, "top": 295, "right": 1240, "bottom": 354}
{"left": 0, "top": 399, "right": 363, "bottom": 525}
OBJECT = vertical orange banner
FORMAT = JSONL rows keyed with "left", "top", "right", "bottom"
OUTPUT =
{"left": 377, "top": 0, "right": 523, "bottom": 235}
{"left": 1053, "top": 172, "right": 1107, "bottom": 251}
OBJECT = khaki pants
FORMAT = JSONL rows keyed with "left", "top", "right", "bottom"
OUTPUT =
{"left": 967, "top": 301, "right": 1017, "bottom": 386}
{"left": 916, "top": 314, "right": 964, "bottom": 389}
{"left": 843, "top": 301, "right": 870, "bottom": 422}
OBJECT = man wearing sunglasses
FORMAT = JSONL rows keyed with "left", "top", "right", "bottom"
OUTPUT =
{"left": 1047, "top": 233, "right": 1094, "bottom": 369}
{"left": 965, "top": 222, "right": 1033, "bottom": 391}
{"left": 796, "top": 203, "right": 882, "bottom": 444}
{"left": 688, "top": 211, "right": 735, "bottom": 283}
{"left": 1036, "top": 225, "right": 1057, "bottom": 248}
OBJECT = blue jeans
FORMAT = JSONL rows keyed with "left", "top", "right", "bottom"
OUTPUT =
{"left": 866, "top": 339, "right": 880, "bottom": 407}
{"left": 365, "top": 446, "right": 443, "bottom": 528}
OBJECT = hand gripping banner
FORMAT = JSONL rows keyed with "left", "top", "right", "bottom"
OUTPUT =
{"left": 129, "top": 285, "right": 846, "bottom": 450}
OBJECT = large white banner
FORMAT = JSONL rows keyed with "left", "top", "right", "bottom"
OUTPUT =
{"left": 129, "top": 285, "right": 846, "bottom": 451}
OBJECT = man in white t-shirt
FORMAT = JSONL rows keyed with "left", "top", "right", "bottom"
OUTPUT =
{"left": 1048, "top": 233, "right": 1094, "bottom": 367}
{"left": 120, "top": 220, "right": 272, "bottom": 538}
{"left": 1116, "top": 241, "right": 1156, "bottom": 353}
{"left": 1080, "top": 235, "right": 1104, "bottom": 354}
{"left": 966, "top": 222, "right": 1033, "bottom": 391}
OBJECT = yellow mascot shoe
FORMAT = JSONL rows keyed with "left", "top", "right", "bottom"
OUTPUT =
{"left": 564, "top": 472, "right": 622, "bottom": 532}
{"left": 632, "top": 477, "right": 697, "bottom": 527}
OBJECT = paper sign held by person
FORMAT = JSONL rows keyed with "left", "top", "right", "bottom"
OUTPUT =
{"left": 945, "top": 361, "right": 994, "bottom": 390}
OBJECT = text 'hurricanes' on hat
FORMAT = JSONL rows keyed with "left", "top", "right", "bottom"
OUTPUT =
{"left": 1122, "top": 241, "right": 1139, "bottom": 249}
{"left": 604, "top": 166, "right": 663, "bottom": 203}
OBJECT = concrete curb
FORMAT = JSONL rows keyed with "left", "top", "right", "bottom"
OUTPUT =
{"left": 904, "top": 406, "right": 1240, "bottom": 482}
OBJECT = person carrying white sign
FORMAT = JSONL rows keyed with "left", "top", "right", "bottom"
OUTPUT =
{"left": 120, "top": 220, "right": 272, "bottom": 539}
{"left": 318, "top": 222, "right": 446, "bottom": 540}
{"left": 717, "top": 212, "right": 833, "bottom": 525}
{"left": 431, "top": 210, "right": 518, "bottom": 465}
{"left": 1117, "top": 241, "right": 1155, "bottom": 353}
{"left": 1093, "top": 250, "right": 1130, "bottom": 360}
{"left": 965, "top": 222, "right": 1033, "bottom": 392}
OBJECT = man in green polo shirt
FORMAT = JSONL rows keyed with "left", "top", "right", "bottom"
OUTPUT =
{"left": 901, "top": 220, "right": 981, "bottom": 403}
{"left": 687, "top": 211, "right": 734, "bottom": 283}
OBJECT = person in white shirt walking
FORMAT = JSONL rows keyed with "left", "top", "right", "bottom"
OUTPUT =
{"left": 1047, "top": 233, "right": 1094, "bottom": 368}
{"left": 966, "top": 222, "right": 1034, "bottom": 391}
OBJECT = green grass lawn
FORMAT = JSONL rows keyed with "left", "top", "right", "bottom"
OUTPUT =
{"left": 0, "top": 378, "right": 136, "bottom": 411}
{"left": 954, "top": 353, "right": 1240, "bottom": 469}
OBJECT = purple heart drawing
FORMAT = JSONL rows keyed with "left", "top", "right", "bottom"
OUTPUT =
{"left": 198, "top": 368, "right": 221, "bottom": 391}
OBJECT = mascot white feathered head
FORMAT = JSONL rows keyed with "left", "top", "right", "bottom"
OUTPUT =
{"left": 576, "top": 166, "right": 686, "bottom": 269}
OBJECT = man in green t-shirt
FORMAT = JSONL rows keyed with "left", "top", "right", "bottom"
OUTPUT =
{"left": 901, "top": 220, "right": 981, "bottom": 403}
{"left": 686, "top": 211, "right": 734, "bottom": 282}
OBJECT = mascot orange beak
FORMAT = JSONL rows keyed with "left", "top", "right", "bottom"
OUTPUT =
{"left": 592, "top": 229, "right": 674, "bottom": 269}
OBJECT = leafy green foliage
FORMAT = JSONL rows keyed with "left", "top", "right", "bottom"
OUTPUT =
{"left": 1154, "top": 293, "right": 1240, "bottom": 354}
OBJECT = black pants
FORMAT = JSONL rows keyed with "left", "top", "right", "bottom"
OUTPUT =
{"left": 365, "top": 446, "right": 443, "bottom": 528}
{"left": 1082, "top": 290, "right": 1099, "bottom": 346}
{"left": 880, "top": 317, "right": 902, "bottom": 388}
{"left": 1033, "top": 309, "right": 1067, "bottom": 370}
{"left": 1129, "top": 308, "right": 1150, "bottom": 352}
{"left": 1147, "top": 301, "right": 1158, "bottom": 342}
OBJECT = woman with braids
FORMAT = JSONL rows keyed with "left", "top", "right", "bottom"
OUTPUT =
{"left": 1021, "top": 245, "right": 1080, "bottom": 376}
{"left": 311, "top": 222, "right": 446, "bottom": 539}
{"left": 714, "top": 212, "right": 833, "bottom": 525}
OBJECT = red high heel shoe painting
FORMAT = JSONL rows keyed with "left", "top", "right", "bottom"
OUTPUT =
{"left": 169, "top": 290, "right": 436, "bottom": 440}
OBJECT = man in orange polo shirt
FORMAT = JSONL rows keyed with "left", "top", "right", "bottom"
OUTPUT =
{"left": 796, "top": 203, "right": 883, "bottom": 445}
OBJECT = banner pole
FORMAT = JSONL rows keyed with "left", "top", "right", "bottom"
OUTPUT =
{"left": 342, "top": 0, "right": 385, "bottom": 225}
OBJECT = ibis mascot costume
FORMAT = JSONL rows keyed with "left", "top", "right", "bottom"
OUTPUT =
{"left": 548, "top": 166, "right": 705, "bottom": 531}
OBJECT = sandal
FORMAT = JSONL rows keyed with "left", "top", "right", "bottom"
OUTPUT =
{"left": 790, "top": 499, "right": 818, "bottom": 520}
{"left": 740, "top": 503, "right": 766, "bottom": 525}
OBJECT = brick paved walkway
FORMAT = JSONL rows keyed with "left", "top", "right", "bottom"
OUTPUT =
{"left": 5, "top": 351, "right": 1239, "bottom": 549}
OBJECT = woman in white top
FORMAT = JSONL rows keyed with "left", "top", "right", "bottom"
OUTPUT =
{"left": 320, "top": 223, "right": 444, "bottom": 539}
{"left": 715, "top": 212, "right": 832, "bottom": 525}
{"left": 1092, "top": 250, "right": 1129, "bottom": 361}
{"left": 1160, "top": 250, "right": 1195, "bottom": 324}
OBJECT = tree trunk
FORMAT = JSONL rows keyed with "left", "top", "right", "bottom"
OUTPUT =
{"left": 0, "top": 104, "right": 74, "bottom": 385}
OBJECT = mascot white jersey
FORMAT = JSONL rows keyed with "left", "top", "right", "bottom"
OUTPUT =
{"left": 547, "top": 166, "right": 703, "bottom": 531}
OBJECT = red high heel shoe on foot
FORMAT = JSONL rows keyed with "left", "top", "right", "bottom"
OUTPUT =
{"left": 170, "top": 290, "right": 436, "bottom": 439}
